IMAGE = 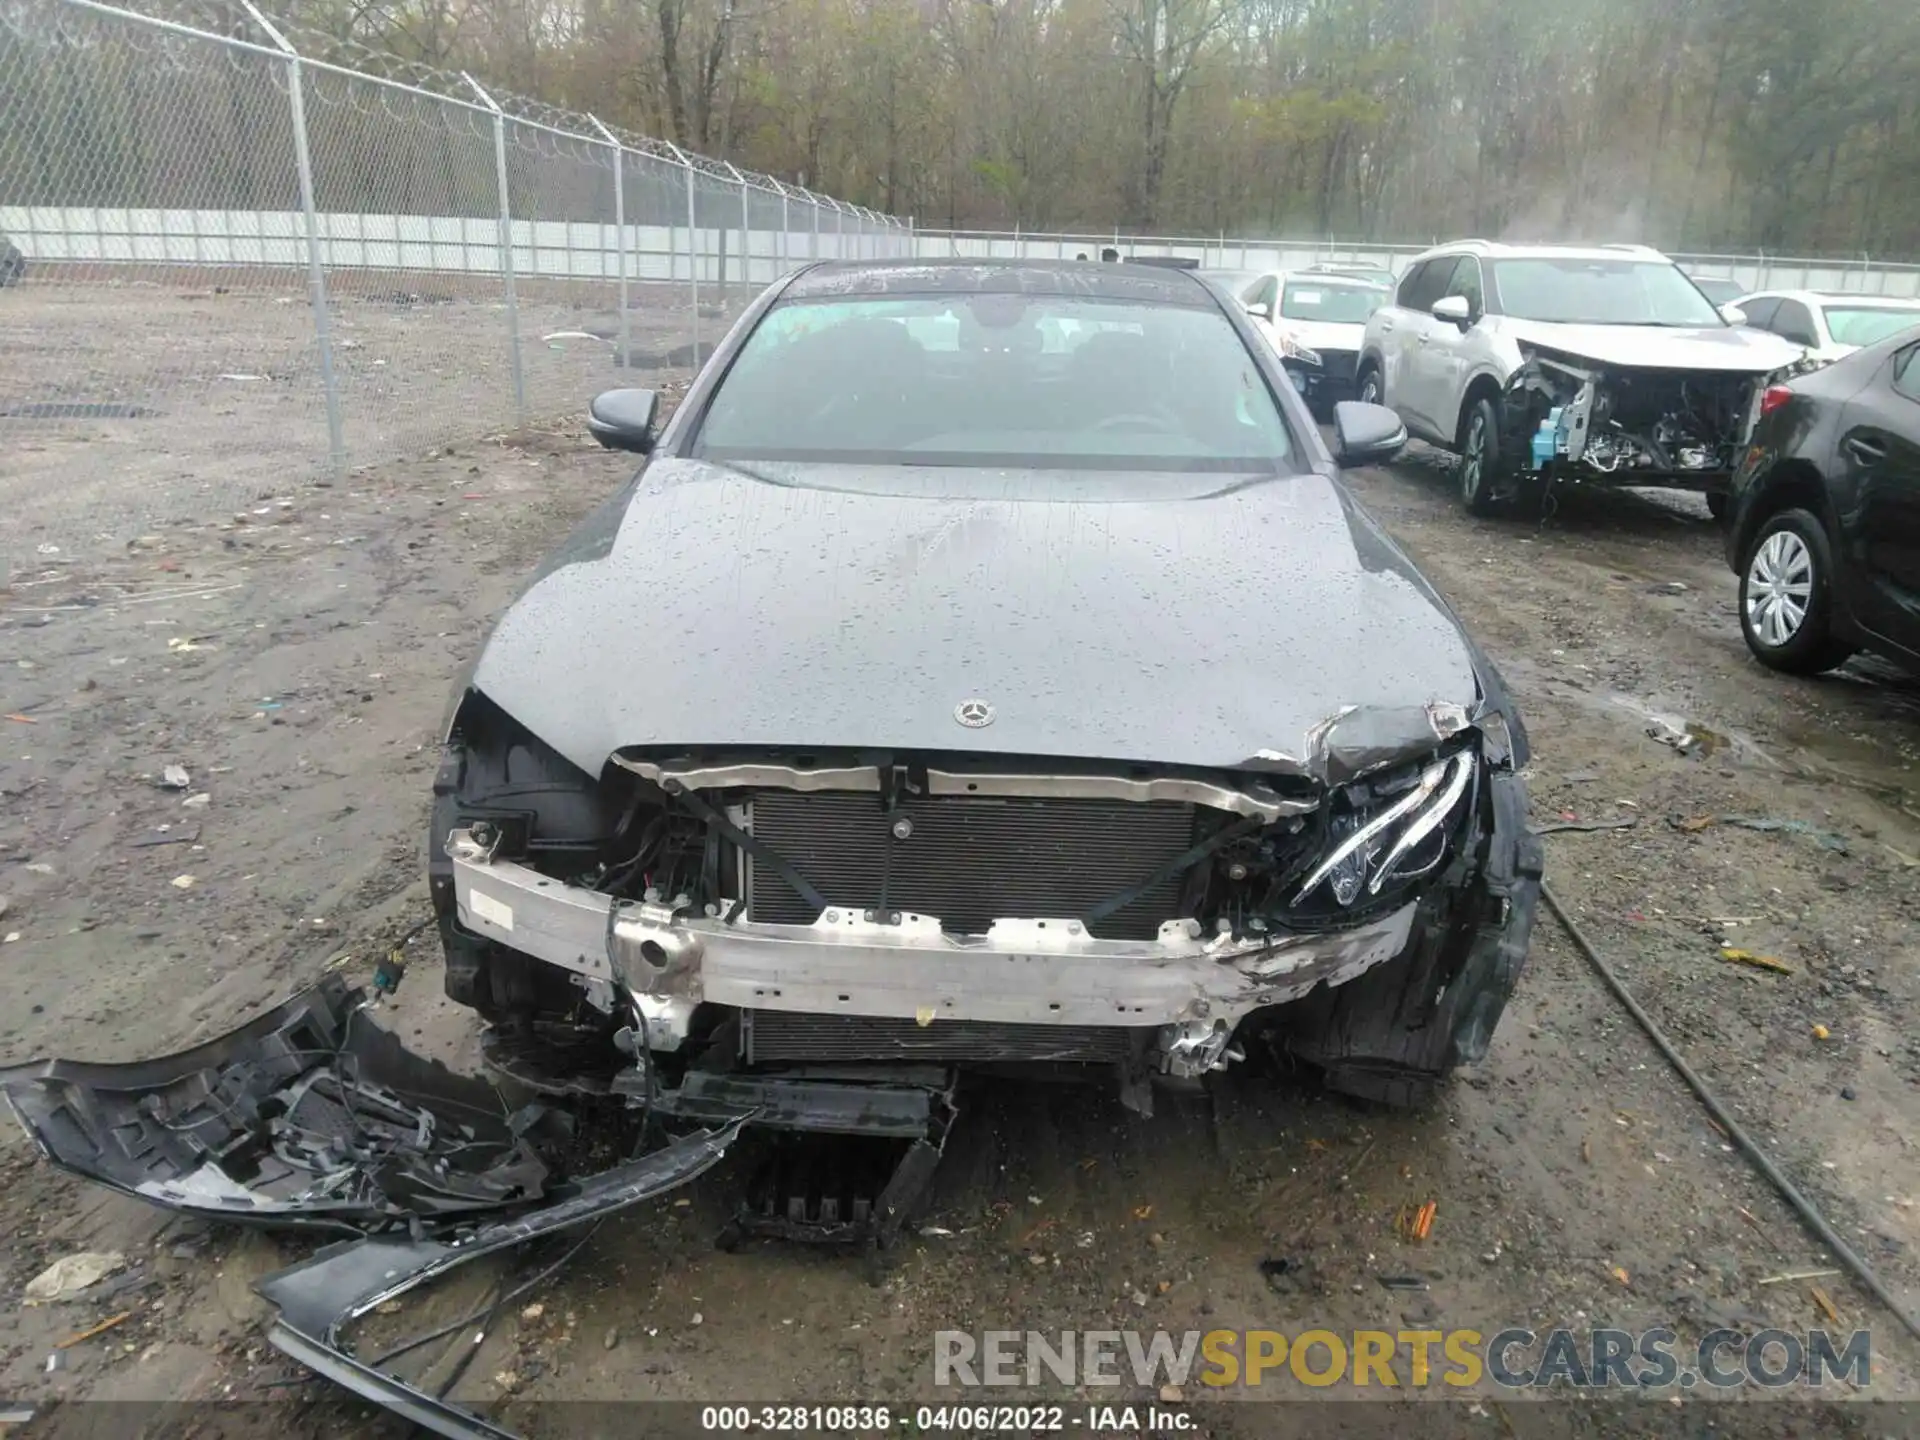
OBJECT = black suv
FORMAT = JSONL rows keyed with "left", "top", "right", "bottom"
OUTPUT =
{"left": 1724, "top": 326, "right": 1920, "bottom": 674}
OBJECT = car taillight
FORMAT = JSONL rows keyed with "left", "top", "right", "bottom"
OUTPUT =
{"left": 1759, "top": 385, "right": 1793, "bottom": 418}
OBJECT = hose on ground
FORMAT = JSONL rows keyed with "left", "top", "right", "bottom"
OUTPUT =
{"left": 1540, "top": 878, "right": 1920, "bottom": 1344}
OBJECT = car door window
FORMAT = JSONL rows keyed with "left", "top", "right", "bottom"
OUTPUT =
{"left": 1397, "top": 259, "right": 1451, "bottom": 313}
{"left": 1396, "top": 261, "right": 1436, "bottom": 311}
{"left": 1737, "top": 296, "right": 1781, "bottom": 330}
{"left": 1771, "top": 300, "right": 1819, "bottom": 347}
{"left": 1893, "top": 343, "right": 1920, "bottom": 403}
{"left": 1438, "top": 256, "right": 1484, "bottom": 316}
{"left": 1243, "top": 275, "right": 1278, "bottom": 312}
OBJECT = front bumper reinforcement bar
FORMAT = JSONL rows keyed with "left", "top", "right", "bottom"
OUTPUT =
{"left": 448, "top": 828, "right": 1420, "bottom": 1050}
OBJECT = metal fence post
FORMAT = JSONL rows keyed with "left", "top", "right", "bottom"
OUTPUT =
{"left": 241, "top": 1, "right": 344, "bottom": 476}
{"left": 780, "top": 189, "right": 790, "bottom": 272}
{"left": 587, "top": 117, "right": 629, "bottom": 369}
{"left": 731, "top": 165, "right": 750, "bottom": 289}
{"left": 462, "top": 73, "right": 525, "bottom": 421}
{"left": 678, "top": 150, "right": 701, "bottom": 366}
{"left": 812, "top": 198, "right": 821, "bottom": 260}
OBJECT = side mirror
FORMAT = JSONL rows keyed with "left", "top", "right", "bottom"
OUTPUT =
{"left": 1431, "top": 294, "right": 1471, "bottom": 328}
{"left": 1719, "top": 303, "right": 1748, "bottom": 326}
{"left": 587, "top": 388, "right": 660, "bottom": 454}
{"left": 1246, "top": 299, "right": 1274, "bottom": 321}
{"left": 1332, "top": 400, "right": 1407, "bottom": 466}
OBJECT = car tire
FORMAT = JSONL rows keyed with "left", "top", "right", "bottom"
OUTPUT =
{"left": 1738, "top": 508, "right": 1853, "bottom": 674}
{"left": 1457, "top": 396, "right": 1509, "bottom": 516}
{"left": 1355, "top": 364, "right": 1383, "bottom": 407}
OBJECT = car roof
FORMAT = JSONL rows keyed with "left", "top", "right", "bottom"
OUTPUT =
{"left": 1304, "top": 262, "right": 1394, "bottom": 275}
{"left": 1736, "top": 288, "right": 1920, "bottom": 306}
{"left": 781, "top": 258, "right": 1214, "bottom": 305}
{"left": 1812, "top": 291, "right": 1920, "bottom": 307}
{"left": 1406, "top": 240, "right": 1673, "bottom": 266}
{"left": 1199, "top": 267, "right": 1386, "bottom": 290}
{"left": 1287, "top": 271, "right": 1391, "bottom": 289}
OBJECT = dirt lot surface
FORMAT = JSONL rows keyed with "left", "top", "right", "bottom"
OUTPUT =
{"left": 0, "top": 280, "right": 742, "bottom": 566}
{"left": 1, "top": 410, "right": 1916, "bottom": 1438}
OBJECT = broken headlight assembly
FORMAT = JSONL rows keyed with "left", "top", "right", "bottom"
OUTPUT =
{"left": 1290, "top": 751, "right": 1476, "bottom": 914}
{"left": 1273, "top": 328, "right": 1323, "bottom": 368}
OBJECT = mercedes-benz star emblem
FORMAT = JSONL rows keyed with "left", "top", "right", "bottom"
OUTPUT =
{"left": 954, "top": 698, "right": 995, "bottom": 728}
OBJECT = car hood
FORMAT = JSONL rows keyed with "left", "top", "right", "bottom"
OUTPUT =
{"left": 1499, "top": 318, "right": 1807, "bottom": 373}
{"left": 470, "top": 458, "right": 1485, "bottom": 782}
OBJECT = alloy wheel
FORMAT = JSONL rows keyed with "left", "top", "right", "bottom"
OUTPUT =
{"left": 1460, "top": 412, "right": 1486, "bottom": 502}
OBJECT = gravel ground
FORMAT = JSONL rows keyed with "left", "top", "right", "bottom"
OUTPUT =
{"left": 0, "top": 413, "right": 1916, "bottom": 1437}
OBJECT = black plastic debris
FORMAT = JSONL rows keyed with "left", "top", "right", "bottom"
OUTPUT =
{"left": 255, "top": 1116, "right": 745, "bottom": 1440}
{"left": 0, "top": 977, "right": 556, "bottom": 1235}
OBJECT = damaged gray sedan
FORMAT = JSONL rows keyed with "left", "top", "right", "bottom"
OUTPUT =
{"left": 429, "top": 259, "right": 1543, "bottom": 1192}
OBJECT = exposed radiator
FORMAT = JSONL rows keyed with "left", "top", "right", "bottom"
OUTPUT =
{"left": 742, "top": 1010, "right": 1140, "bottom": 1064}
{"left": 745, "top": 791, "right": 1197, "bottom": 940}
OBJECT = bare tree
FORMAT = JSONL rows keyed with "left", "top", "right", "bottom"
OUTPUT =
{"left": 1106, "top": 0, "right": 1231, "bottom": 227}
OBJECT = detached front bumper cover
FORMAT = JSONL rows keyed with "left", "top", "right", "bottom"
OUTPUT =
{"left": 1, "top": 976, "right": 747, "bottom": 1440}
{"left": 0, "top": 976, "right": 571, "bottom": 1235}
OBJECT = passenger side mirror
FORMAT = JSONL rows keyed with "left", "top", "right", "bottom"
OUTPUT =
{"left": 1246, "top": 299, "right": 1274, "bottom": 321}
{"left": 1719, "top": 303, "right": 1748, "bottom": 326}
{"left": 1431, "top": 294, "right": 1471, "bottom": 329}
{"left": 587, "top": 388, "right": 661, "bottom": 454}
{"left": 1332, "top": 400, "right": 1407, "bottom": 466}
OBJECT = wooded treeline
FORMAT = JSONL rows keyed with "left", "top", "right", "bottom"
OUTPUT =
{"left": 270, "top": 0, "right": 1920, "bottom": 255}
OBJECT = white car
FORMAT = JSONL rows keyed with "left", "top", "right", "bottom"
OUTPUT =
{"left": 1729, "top": 289, "right": 1920, "bottom": 363}
{"left": 1356, "top": 241, "right": 1809, "bottom": 516}
{"left": 1199, "top": 268, "right": 1391, "bottom": 416}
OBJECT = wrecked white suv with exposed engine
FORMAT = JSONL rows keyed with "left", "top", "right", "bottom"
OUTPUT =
{"left": 1356, "top": 241, "right": 1811, "bottom": 517}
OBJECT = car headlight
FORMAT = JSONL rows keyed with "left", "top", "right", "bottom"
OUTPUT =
{"left": 1292, "top": 751, "right": 1476, "bottom": 908}
{"left": 1276, "top": 330, "right": 1323, "bottom": 368}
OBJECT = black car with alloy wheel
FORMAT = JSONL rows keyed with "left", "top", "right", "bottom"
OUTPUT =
{"left": 1724, "top": 324, "right": 1920, "bottom": 674}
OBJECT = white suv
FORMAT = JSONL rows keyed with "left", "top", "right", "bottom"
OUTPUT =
{"left": 1356, "top": 241, "right": 1807, "bottom": 516}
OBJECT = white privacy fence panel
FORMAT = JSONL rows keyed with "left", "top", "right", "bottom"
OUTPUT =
{"left": 906, "top": 230, "right": 1920, "bottom": 299}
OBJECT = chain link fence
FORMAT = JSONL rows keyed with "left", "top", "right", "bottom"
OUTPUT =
{"left": 0, "top": 0, "right": 908, "bottom": 569}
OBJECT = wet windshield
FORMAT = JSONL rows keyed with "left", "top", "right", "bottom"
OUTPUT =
{"left": 1489, "top": 258, "right": 1725, "bottom": 327}
{"left": 1824, "top": 306, "right": 1920, "bottom": 348}
{"left": 1281, "top": 281, "right": 1389, "bottom": 324}
{"left": 695, "top": 294, "right": 1295, "bottom": 471}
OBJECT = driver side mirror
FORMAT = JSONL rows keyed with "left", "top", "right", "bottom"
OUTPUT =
{"left": 1332, "top": 400, "right": 1407, "bottom": 466}
{"left": 1431, "top": 294, "right": 1472, "bottom": 329}
{"left": 587, "top": 388, "right": 660, "bottom": 454}
{"left": 1718, "top": 303, "right": 1748, "bottom": 326}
